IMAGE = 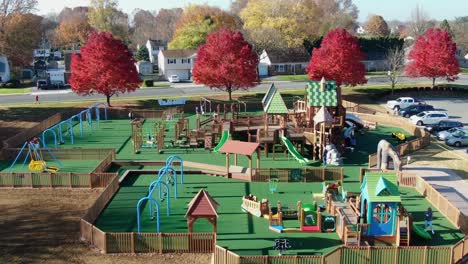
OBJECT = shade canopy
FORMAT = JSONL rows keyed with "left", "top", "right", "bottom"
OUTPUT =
{"left": 219, "top": 140, "right": 260, "bottom": 156}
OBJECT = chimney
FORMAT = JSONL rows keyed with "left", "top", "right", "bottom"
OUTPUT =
{"left": 320, "top": 77, "right": 326, "bottom": 92}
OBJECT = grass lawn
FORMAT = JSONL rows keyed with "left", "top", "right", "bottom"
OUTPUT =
{"left": 0, "top": 87, "right": 32, "bottom": 94}
{"left": 276, "top": 75, "right": 309, "bottom": 81}
{"left": 460, "top": 68, "right": 468, "bottom": 73}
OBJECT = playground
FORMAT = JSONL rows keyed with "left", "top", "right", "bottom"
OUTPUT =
{"left": 0, "top": 81, "right": 467, "bottom": 263}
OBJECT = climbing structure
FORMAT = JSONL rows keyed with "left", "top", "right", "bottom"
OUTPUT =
{"left": 376, "top": 139, "right": 402, "bottom": 171}
{"left": 131, "top": 119, "right": 143, "bottom": 154}
{"left": 303, "top": 78, "right": 346, "bottom": 160}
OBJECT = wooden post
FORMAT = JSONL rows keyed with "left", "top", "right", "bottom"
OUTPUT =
{"left": 257, "top": 149, "right": 260, "bottom": 169}
{"left": 249, "top": 155, "right": 253, "bottom": 179}
{"left": 226, "top": 153, "right": 230, "bottom": 177}
{"left": 234, "top": 153, "right": 238, "bottom": 166}
{"left": 30, "top": 172, "right": 33, "bottom": 188}
{"left": 131, "top": 232, "right": 135, "bottom": 254}
{"left": 103, "top": 232, "right": 107, "bottom": 254}
{"left": 159, "top": 233, "right": 163, "bottom": 254}
{"left": 49, "top": 173, "right": 53, "bottom": 188}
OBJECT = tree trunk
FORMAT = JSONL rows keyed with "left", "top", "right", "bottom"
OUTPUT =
{"left": 432, "top": 78, "right": 436, "bottom": 89}
{"left": 391, "top": 80, "right": 395, "bottom": 96}
{"left": 228, "top": 89, "right": 232, "bottom": 101}
{"left": 106, "top": 95, "right": 112, "bottom": 107}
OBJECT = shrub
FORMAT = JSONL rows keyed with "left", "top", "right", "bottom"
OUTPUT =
{"left": 143, "top": 79, "right": 154, "bottom": 87}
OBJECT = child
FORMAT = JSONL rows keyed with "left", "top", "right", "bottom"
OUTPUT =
{"left": 425, "top": 207, "right": 435, "bottom": 234}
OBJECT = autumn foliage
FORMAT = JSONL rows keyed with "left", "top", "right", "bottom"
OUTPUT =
{"left": 70, "top": 32, "right": 140, "bottom": 106}
{"left": 192, "top": 29, "right": 258, "bottom": 100}
{"left": 306, "top": 28, "right": 367, "bottom": 87}
{"left": 405, "top": 28, "right": 460, "bottom": 87}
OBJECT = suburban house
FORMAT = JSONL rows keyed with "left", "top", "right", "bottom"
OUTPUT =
{"left": 158, "top": 49, "right": 197, "bottom": 81}
{"left": 258, "top": 48, "right": 310, "bottom": 77}
{"left": 135, "top": 61, "right": 153, "bottom": 75}
{"left": 0, "top": 55, "right": 10, "bottom": 83}
{"left": 362, "top": 51, "right": 388, "bottom": 71}
{"left": 146, "top": 39, "right": 167, "bottom": 64}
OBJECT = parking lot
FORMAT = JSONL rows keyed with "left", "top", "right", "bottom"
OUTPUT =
{"left": 421, "top": 98, "right": 468, "bottom": 125}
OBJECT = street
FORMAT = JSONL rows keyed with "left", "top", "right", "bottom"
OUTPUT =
{"left": 0, "top": 74, "right": 467, "bottom": 105}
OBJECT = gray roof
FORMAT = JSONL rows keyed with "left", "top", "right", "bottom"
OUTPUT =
{"left": 148, "top": 39, "right": 167, "bottom": 47}
{"left": 265, "top": 48, "right": 310, "bottom": 63}
{"left": 161, "top": 49, "right": 197, "bottom": 58}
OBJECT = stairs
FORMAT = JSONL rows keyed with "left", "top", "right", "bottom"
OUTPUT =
{"left": 399, "top": 220, "right": 409, "bottom": 246}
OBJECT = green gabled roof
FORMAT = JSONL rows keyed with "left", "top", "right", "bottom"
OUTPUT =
{"left": 263, "top": 83, "right": 288, "bottom": 114}
{"left": 364, "top": 172, "right": 401, "bottom": 203}
{"left": 306, "top": 80, "right": 338, "bottom": 107}
{"left": 262, "top": 83, "right": 276, "bottom": 108}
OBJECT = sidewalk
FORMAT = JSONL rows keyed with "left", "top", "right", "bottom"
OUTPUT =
{"left": 403, "top": 165, "right": 468, "bottom": 216}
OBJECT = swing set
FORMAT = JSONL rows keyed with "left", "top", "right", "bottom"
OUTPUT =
{"left": 8, "top": 139, "right": 62, "bottom": 173}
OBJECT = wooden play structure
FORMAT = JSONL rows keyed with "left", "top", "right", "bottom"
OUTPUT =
{"left": 301, "top": 78, "right": 346, "bottom": 161}
{"left": 186, "top": 189, "right": 219, "bottom": 233}
{"left": 218, "top": 140, "right": 260, "bottom": 179}
{"left": 131, "top": 119, "right": 165, "bottom": 154}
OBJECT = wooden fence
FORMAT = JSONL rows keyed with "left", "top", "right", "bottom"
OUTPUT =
{"left": 2, "top": 113, "right": 62, "bottom": 149}
{"left": 0, "top": 171, "right": 115, "bottom": 188}
{"left": 0, "top": 148, "right": 117, "bottom": 189}
{"left": 251, "top": 167, "right": 343, "bottom": 183}
{"left": 213, "top": 243, "right": 466, "bottom": 264}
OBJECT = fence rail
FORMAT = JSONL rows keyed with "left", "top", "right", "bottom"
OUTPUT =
{"left": 251, "top": 167, "right": 343, "bottom": 183}
{"left": 213, "top": 243, "right": 466, "bottom": 264}
{"left": 2, "top": 113, "right": 62, "bottom": 149}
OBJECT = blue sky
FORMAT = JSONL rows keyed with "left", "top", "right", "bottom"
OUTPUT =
{"left": 38, "top": 0, "right": 468, "bottom": 22}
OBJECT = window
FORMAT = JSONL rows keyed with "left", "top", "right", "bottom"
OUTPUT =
{"left": 181, "top": 58, "right": 191, "bottom": 64}
{"left": 167, "top": 58, "right": 176, "bottom": 64}
{"left": 274, "top": 64, "right": 285, "bottom": 72}
{"left": 373, "top": 203, "right": 392, "bottom": 224}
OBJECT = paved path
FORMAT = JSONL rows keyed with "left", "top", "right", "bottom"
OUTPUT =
{"left": 403, "top": 165, "right": 468, "bottom": 215}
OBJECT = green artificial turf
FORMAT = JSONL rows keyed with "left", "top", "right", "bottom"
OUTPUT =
{"left": 95, "top": 173, "right": 342, "bottom": 256}
{"left": 0, "top": 159, "right": 101, "bottom": 173}
{"left": 399, "top": 187, "right": 465, "bottom": 246}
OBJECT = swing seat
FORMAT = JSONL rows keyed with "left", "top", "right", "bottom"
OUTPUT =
{"left": 46, "top": 166, "right": 60, "bottom": 173}
{"left": 29, "top": 160, "right": 45, "bottom": 172}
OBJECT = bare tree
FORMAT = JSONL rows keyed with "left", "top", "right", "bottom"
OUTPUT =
{"left": 0, "top": 0, "right": 37, "bottom": 18}
{"left": 409, "top": 4, "right": 430, "bottom": 36}
{"left": 386, "top": 47, "right": 405, "bottom": 95}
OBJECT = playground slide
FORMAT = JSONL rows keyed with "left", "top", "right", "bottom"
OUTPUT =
{"left": 412, "top": 224, "right": 432, "bottom": 240}
{"left": 280, "top": 136, "right": 310, "bottom": 165}
{"left": 345, "top": 113, "right": 364, "bottom": 129}
{"left": 213, "top": 130, "right": 229, "bottom": 152}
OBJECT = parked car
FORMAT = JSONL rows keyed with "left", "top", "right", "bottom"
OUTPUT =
{"left": 426, "top": 120, "right": 464, "bottom": 134}
{"left": 399, "top": 104, "right": 434, "bottom": 118}
{"left": 445, "top": 130, "right": 468, "bottom": 147}
{"left": 168, "top": 75, "right": 180, "bottom": 83}
{"left": 409, "top": 111, "right": 449, "bottom": 126}
{"left": 437, "top": 127, "right": 468, "bottom": 141}
{"left": 36, "top": 80, "right": 48, "bottom": 90}
{"left": 386, "top": 97, "right": 423, "bottom": 110}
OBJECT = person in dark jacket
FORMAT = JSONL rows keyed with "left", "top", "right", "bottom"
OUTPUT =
{"left": 425, "top": 207, "right": 435, "bottom": 234}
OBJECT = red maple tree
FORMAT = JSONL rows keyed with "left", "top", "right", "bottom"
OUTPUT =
{"left": 405, "top": 28, "right": 460, "bottom": 88}
{"left": 306, "top": 28, "right": 367, "bottom": 87}
{"left": 70, "top": 31, "right": 141, "bottom": 106}
{"left": 192, "top": 28, "right": 258, "bottom": 101}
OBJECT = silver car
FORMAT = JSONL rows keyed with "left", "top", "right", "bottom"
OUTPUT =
{"left": 437, "top": 128, "right": 468, "bottom": 141}
{"left": 445, "top": 130, "right": 468, "bottom": 147}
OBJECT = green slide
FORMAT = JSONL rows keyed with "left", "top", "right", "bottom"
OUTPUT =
{"left": 280, "top": 136, "right": 310, "bottom": 165}
{"left": 412, "top": 224, "right": 432, "bottom": 240}
{"left": 213, "top": 130, "right": 230, "bottom": 152}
